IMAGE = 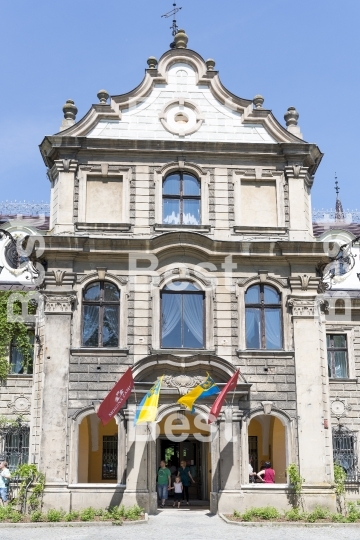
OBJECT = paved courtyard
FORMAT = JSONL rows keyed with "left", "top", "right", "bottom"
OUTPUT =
{"left": 1, "top": 509, "right": 360, "bottom": 540}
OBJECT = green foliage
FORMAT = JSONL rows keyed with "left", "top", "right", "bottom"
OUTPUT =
{"left": 333, "top": 463, "right": 347, "bottom": 497}
{"left": 30, "top": 510, "right": 44, "bottom": 522}
{"left": 285, "top": 508, "right": 307, "bottom": 521}
{"left": 287, "top": 463, "right": 304, "bottom": 495}
{"left": 46, "top": 509, "right": 65, "bottom": 522}
{"left": 64, "top": 510, "right": 79, "bottom": 522}
{"left": 233, "top": 509, "right": 241, "bottom": 518}
{"left": 331, "top": 512, "right": 346, "bottom": 523}
{"left": 0, "top": 505, "right": 21, "bottom": 522}
{"left": 307, "top": 506, "right": 329, "bottom": 522}
{"left": 79, "top": 507, "right": 96, "bottom": 521}
{"left": 13, "top": 463, "right": 45, "bottom": 513}
{"left": 240, "top": 506, "right": 280, "bottom": 521}
{"left": 0, "top": 291, "right": 37, "bottom": 381}
{"left": 346, "top": 501, "right": 360, "bottom": 522}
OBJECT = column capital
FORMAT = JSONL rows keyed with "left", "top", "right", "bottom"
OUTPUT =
{"left": 42, "top": 292, "right": 76, "bottom": 314}
{"left": 287, "top": 295, "right": 326, "bottom": 318}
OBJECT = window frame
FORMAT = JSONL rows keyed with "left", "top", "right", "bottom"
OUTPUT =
{"left": 162, "top": 171, "right": 201, "bottom": 225}
{"left": 160, "top": 281, "right": 205, "bottom": 350}
{"left": 245, "top": 284, "right": 283, "bottom": 350}
{"left": 82, "top": 280, "right": 120, "bottom": 348}
{"left": 327, "top": 333, "right": 349, "bottom": 379}
{"left": 9, "top": 331, "right": 34, "bottom": 375}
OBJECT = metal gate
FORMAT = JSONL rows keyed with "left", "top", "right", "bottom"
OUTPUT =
{"left": 332, "top": 424, "right": 360, "bottom": 483}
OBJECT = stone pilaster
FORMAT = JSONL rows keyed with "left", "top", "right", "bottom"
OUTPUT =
{"left": 285, "top": 165, "right": 312, "bottom": 241}
{"left": 49, "top": 159, "right": 78, "bottom": 234}
{"left": 288, "top": 295, "right": 331, "bottom": 484}
{"left": 38, "top": 292, "right": 75, "bottom": 487}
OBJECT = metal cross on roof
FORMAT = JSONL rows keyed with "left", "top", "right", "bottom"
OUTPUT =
{"left": 162, "top": 3, "right": 182, "bottom": 38}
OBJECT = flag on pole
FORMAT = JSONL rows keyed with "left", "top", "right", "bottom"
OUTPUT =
{"left": 208, "top": 370, "right": 239, "bottom": 424}
{"left": 97, "top": 367, "right": 134, "bottom": 426}
{"left": 134, "top": 376, "right": 163, "bottom": 425}
{"left": 177, "top": 373, "right": 220, "bottom": 412}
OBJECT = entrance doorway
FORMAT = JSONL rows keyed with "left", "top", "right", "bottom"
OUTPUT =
{"left": 157, "top": 411, "right": 211, "bottom": 502}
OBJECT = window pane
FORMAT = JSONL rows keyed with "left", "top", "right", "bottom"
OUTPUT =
{"left": 163, "top": 174, "right": 180, "bottom": 195}
{"left": 264, "top": 286, "right": 280, "bottom": 304}
{"left": 84, "top": 282, "right": 101, "bottom": 302}
{"left": 164, "top": 281, "right": 200, "bottom": 292}
{"left": 334, "top": 351, "right": 348, "bottom": 378}
{"left": 83, "top": 305, "right": 99, "bottom": 346}
{"left": 326, "top": 334, "right": 331, "bottom": 348}
{"left": 265, "top": 308, "right": 282, "bottom": 349}
{"left": 162, "top": 294, "right": 182, "bottom": 347}
{"left": 183, "top": 174, "right": 200, "bottom": 196}
{"left": 245, "top": 308, "right": 261, "bottom": 348}
{"left": 183, "top": 293, "right": 204, "bottom": 348}
{"left": 103, "top": 306, "right": 119, "bottom": 347}
{"left": 10, "top": 345, "right": 23, "bottom": 374}
{"left": 245, "top": 285, "right": 260, "bottom": 305}
{"left": 333, "top": 334, "right": 346, "bottom": 348}
{"left": 183, "top": 199, "right": 200, "bottom": 225}
{"left": 327, "top": 351, "right": 332, "bottom": 377}
{"left": 163, "top": 199, "right": 180, "bottom": 224}
{"left": 104, "top": 283, "right": 120, "bottom": 302}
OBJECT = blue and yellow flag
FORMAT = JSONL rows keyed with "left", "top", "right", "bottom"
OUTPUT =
{"left": 134, "top": 376, "right": 163, "bottom": 425}
{"left": 177, "top": 373, "right": 219, "bottom": 412}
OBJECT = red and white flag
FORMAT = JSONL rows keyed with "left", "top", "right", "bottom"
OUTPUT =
{"left": 97, "top": 367, "right": 134, "bottom": 426}
{"left": 208, "top": 370, "right": 239, "bottom": 424}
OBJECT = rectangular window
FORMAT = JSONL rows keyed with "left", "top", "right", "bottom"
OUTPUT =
{"left": 102, "top": 435, "right": 118, "bottom": 480}
{"left": 3, "top": 428, "right": 30, "bottom": 471}
{"left": 10, "top": 332, "right": 34, "bottom": 375}
{"left": 327, "top": 334, "right": 348, "bottom": 378}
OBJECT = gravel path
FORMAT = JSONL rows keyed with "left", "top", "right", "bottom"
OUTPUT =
{"left": 1, "top": 509, "right": 359, "bottom": 540}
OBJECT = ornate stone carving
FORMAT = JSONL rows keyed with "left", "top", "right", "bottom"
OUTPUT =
{"left": 330, "top": 398, "right": 351, "bottom": 421}
{"left": 261, "top": 401, "right": 273, "bottom": 415}
{"left": 299, "top": 274, "right": 311, "bottom": 291}
{"left": 7, "top": 394, "right": 30, "bottom": 413}
{"left": 163, "top": 374, "right": 205, "bottom": 395}
{"left": 43, "top": 293, "right": 76, "bottom": 314}
{"left": 53, "top": 270, "right": 66, "bottom": 286}
{"left": 288, "top": 297, "right": 325, "bottom": 317}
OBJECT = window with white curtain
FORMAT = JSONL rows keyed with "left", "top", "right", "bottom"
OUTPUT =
{"left": 327, "top": 334, "right": 348, "bottom": 378}
{"left": 82, "top": 281, "right": 120, "bottom": 347}
{"left": 161, "top": 281, "right": 204, "bottom": 349}
{"left": 162, "top": 172, "right": 201, "bottom": 225}
{"left": 245, "top": 284, "right": 282, "bottom": 350}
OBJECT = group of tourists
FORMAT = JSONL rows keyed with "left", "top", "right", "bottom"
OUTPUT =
{"left": 249, "top": 457, "right": 276, "bottom": 483}
{"left": 157, "top": 459, "right": 195, "bottom": 508}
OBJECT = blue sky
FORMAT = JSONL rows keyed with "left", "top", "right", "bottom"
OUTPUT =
{"left": 0, "top": 0, "right": 359, "bottom": 211}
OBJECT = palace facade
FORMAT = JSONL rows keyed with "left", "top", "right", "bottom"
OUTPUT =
{"left": 1, "top": 28, "right": 360, "bottom": 514}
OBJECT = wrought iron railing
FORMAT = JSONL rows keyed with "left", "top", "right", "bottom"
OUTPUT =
{"left": 333, "top": 424, "right": 360, "bottom": 484}
{"left": 0, "top": 418, "right": 30, "bottom": 471}
{"left": 313, "top": 209, "right": 360, "bottom": 223}
{"left": 0, "top": 201, "right": 50, "bottom": 217}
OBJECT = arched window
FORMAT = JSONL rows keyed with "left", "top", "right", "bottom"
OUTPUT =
{"left": 162, "top": 172, "right": 201, "bottom": 225}
{"left": 82, "top": 281, "right": 120, "bottom": 347}
{"left": 245, "top": 284, "right": 282, "bottom": 350}
{"left": 161, "top": 281, "right": 204, "bottom": 349}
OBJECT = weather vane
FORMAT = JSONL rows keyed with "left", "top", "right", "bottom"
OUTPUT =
{"left": 162, "top": 3, "right": 182, "bottom": 48}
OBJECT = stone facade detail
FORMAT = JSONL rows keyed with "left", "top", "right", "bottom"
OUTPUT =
{"left": 43, "top": 293, "right": 76, "bottom": 314}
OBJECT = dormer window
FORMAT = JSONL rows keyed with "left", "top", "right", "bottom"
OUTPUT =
{"left": 162, "top": 172, "right": 201, "bottom": 225}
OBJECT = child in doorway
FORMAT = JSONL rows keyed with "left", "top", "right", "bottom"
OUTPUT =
{"left": 169, "top": 475, "right": 183, "bottom": 508}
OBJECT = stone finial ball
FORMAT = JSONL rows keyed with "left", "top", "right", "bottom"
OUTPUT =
{"left": 62, "top": 99, "right": 78, "bottom": 120}
{"left": 97, "top": 90, "right": 109, "bottom": 104}
{"left": 253, "top": 95, "right": 264, "bottom": 109}
{"left": 284, "top": 106, "right": 299, "bottom": 126}
{"left": 147, "top": 56, "right": 158, "bottom": 69}
{"left": 174, "top": 29, "right": 188, "bottom": 49}
{"left": 206, "top": 59, "right": 216, "bottom": 71}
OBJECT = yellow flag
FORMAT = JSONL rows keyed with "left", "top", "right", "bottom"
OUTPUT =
{"left": 134, "top": 376, "right": 163, "bottom": 425}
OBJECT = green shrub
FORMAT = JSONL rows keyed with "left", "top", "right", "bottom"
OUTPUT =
{"left": 233, "top": 509, "right": 241, "bottom": 518}
{"left": 31, "top": 510, "right": 44, "bottom": 522}
{"left": 9, "top": 511, "right": 22, "bottom": 523}
{"left": 240, "top": 506, "right": 280, "bottom": 521}
{"left": 307, "top": 506, "right": 328, "bottom": 522}
{"left": 331, "top": 513, "right": 346, "bottom": 523}
{"left": 333, "top": 464, "right": 346, "bottom": 497}
{"left": 79, "top": 507, "right": 96, "bottom": 521}
{"left": 46, "top": 509, "right": 65, "bottom": 522}
{"left": 285, "top": 508, "right": 306, "bottom": 521}
{"left": 346, "top": 501, "right": 360, "bottom": 522}
{"left": 64, "top": 510, "right": 79, "bottom": 522}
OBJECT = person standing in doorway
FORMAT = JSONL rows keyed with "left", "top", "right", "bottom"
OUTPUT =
{"left": 157, "top": 460, "right": 171, "bottom": 508}
{"left": 169, "top": 475, "right": 183, "bottom": 508}
{"left": 0, "top": 461, "right": 11, "bottom": 506}
{"left": 257, "top": 461, "right": 275, "bottom": 483}
{"left": 178, "top": 460, "right": 195, "bottom": 505}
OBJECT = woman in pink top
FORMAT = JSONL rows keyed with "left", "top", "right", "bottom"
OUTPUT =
{"left": 257, "top": 461, "right": 275, "bottom": 483}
